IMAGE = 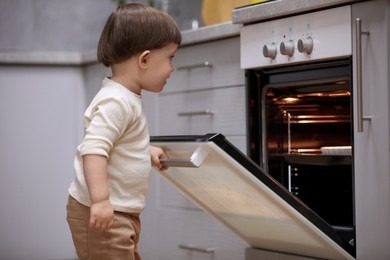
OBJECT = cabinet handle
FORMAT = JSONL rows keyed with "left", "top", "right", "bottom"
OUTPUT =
{"left": 177, "top": 61, "right": 213, "bottom": 70}
{"left": 355, "top": 18, "right": 371, "bottom": 132}
{"left": 160, "top": 146, "right": 209, "bottom": 168}
{"left": 178, "top": 244, "right": 216, "bottom": 253}
{"left": 178, "top": 109, "right": 215, "bottom": 117}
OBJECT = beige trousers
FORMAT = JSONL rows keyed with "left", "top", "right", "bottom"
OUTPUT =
{"left": 66, "top": 196, "right": 141, "bottom": 260}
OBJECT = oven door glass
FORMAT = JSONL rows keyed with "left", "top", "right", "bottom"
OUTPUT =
{"left": 151, "top": 133, "right": 355, "bottom": 259}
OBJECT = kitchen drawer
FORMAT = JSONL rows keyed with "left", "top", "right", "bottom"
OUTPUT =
{"left": 165, "top": 37, "right": 244, "bottom": 93}
{"left": 150, "top": 207, "right": 246, "bottom": 260}
{"left": 157, "top": 86, "right": 246, "bottom": 135}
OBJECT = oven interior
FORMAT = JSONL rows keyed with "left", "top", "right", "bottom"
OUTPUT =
{"left": 247, "top": 59, "right": 354, "bottom": 228}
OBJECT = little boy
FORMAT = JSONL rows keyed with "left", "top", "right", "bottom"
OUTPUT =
{"left": 66, "top": 3, "right": 181, "bottom": 259}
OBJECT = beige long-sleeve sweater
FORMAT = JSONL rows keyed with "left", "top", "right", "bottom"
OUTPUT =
{"left": 69, "top": 78, "right": 151, "bottom": 214}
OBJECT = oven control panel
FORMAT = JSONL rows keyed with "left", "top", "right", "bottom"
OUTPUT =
{"left": 240, "top": 5, "right": 352, "bottom": 69}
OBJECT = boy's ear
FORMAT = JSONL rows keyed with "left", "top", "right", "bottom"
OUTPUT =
{"left": 138, "top": 50, "right": 151, "bottom": 68}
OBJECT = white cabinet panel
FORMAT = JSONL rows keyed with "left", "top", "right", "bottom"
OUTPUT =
{"left": 352, "top": 0, "right": 390, "bottom": 258}
{"left": 166, "top": 37, "right": 244, "bottom": 92}
{"left": 158, "top": 86, "right": 246, "bottom": 136}
{"left": 0, "top": 65, "right": 85, "bottom": 259}
{"left": 142, "top": 200, "right": 247, "bottom": 260}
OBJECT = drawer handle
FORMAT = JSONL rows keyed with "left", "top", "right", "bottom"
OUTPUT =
{"left": 178, "top": 109, "right": 215, "bottom": 117}
{"left": 178, "top": 244, "right": 216, "bottom": 253}
{"left": 355, "top": 18, "right": 372, "bottom": 132}
{"left": 177, "top": 61, "right": 213, "bottom": 70}
{"left": 160, "top": 146, "right": 209, "bottom": 168}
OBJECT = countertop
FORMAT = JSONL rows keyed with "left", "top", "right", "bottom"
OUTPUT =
{"left": 180, "top": 21, "right": 240, "bottom": 46}
{"left": 233, "top": 0, "right": 367, "bottom": 24}
{"left": 0, "top": 49, "right": 98, "bottom": 66}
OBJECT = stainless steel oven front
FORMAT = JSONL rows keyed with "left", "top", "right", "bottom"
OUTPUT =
{"left": 241, "top": 4, "right": 356, "bottom": 242}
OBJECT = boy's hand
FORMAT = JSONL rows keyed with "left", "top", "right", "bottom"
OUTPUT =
{"left": 89, "top": 199, "right": 114, "bottom": 229}
{"left": 150, "top": 145, "right": 169, "bottom": 171}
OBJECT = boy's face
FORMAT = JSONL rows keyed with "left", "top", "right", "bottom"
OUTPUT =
{"left": 141, "top": 42, "right": 178, "bottom": 93}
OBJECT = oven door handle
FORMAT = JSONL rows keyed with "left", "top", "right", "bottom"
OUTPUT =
{"left": 160, "top": 146, "right": 209, "bottom": 168}
{"left": 356, "top": 18, "right": 371, "bottom": 132}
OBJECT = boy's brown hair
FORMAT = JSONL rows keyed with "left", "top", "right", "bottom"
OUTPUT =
{"left": 97, "top": 3, "right": 182, "bottom": 67}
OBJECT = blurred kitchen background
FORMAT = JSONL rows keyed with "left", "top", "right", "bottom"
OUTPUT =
{"left": 0, "top": 0, "right": 202, "bottom": 53}
{"left": 2, "top": 0, "right": 390, "bottom": 259}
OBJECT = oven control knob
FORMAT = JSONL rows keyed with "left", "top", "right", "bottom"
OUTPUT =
{"left": 263, "top": 43, "right": 277, "bottom": 59}
{"left": 298, "top": 37, "right": 314, "bottom": 54}
{"left": 280, "top": 40, "right": 295, "bottom": 56}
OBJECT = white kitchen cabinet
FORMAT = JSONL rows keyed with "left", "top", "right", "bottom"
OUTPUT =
{"left": 158, "top": 87, "right": 246, "bottom": 136}
{"left": 352, "top": 0, "right": 390, "bottom": 258}
{"left": 0, "top": 64, "right": 103, "bottom": 259}
{"left": 164, "top": 37, "right": 244, "bottom": 93}
{"left": 140, "top": 37, "right": 248, "bottom": 259}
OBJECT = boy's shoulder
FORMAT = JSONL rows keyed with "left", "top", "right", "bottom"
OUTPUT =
{"left": 90, "top": 78, "right": 142, "bottom": 109}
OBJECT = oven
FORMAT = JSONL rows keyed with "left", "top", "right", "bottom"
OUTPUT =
{"left": 246, "top": 59, "right": 354, "bottom": 228}
{"left": 241, "top": 3, "right": 358, "bottom": 254}
{"left": 242, "top": 5, "right": 355, "bottom": 229}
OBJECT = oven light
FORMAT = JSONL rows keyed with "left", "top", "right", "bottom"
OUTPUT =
{"left": 281, "top": 97, "right": 300, "bottom": 103}
{"left": 329, "top": 92, "right": 351, "bottom": 97}
{"left": 336, "top": 81, "right": 348, "bottom": 85}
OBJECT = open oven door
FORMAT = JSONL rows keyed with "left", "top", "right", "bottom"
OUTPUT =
{"left": 151, "top": 133, "right": 355, "bottom": 260}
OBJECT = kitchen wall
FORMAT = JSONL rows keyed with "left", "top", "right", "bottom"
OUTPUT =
{"left": 0, "top": 0, "right": 114, "bottom": 52}
{"left": 0, "top": 63, "right": 103, "bottom": 259}
{"left": 0, "top": 0, "right": 202, "bottom": 53}
{"left": 0, "top": 1, "right": 114, "bottom": 259}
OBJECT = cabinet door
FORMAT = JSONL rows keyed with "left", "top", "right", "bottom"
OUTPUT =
{"left": 146, "top": 198, "right": 247, "bottom": 260}
{"left": 165, "top": 37, "right": 244, "bottom": 93}
{"left": 352, "top": 0, "right": 390, "bottom": 258}
{"left": 158, "top": 86, "right": 246, "bottom": 136}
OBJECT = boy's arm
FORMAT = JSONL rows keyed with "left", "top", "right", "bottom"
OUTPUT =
{"left": 83, "top": 154, "right": 114, "bottom": 229}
